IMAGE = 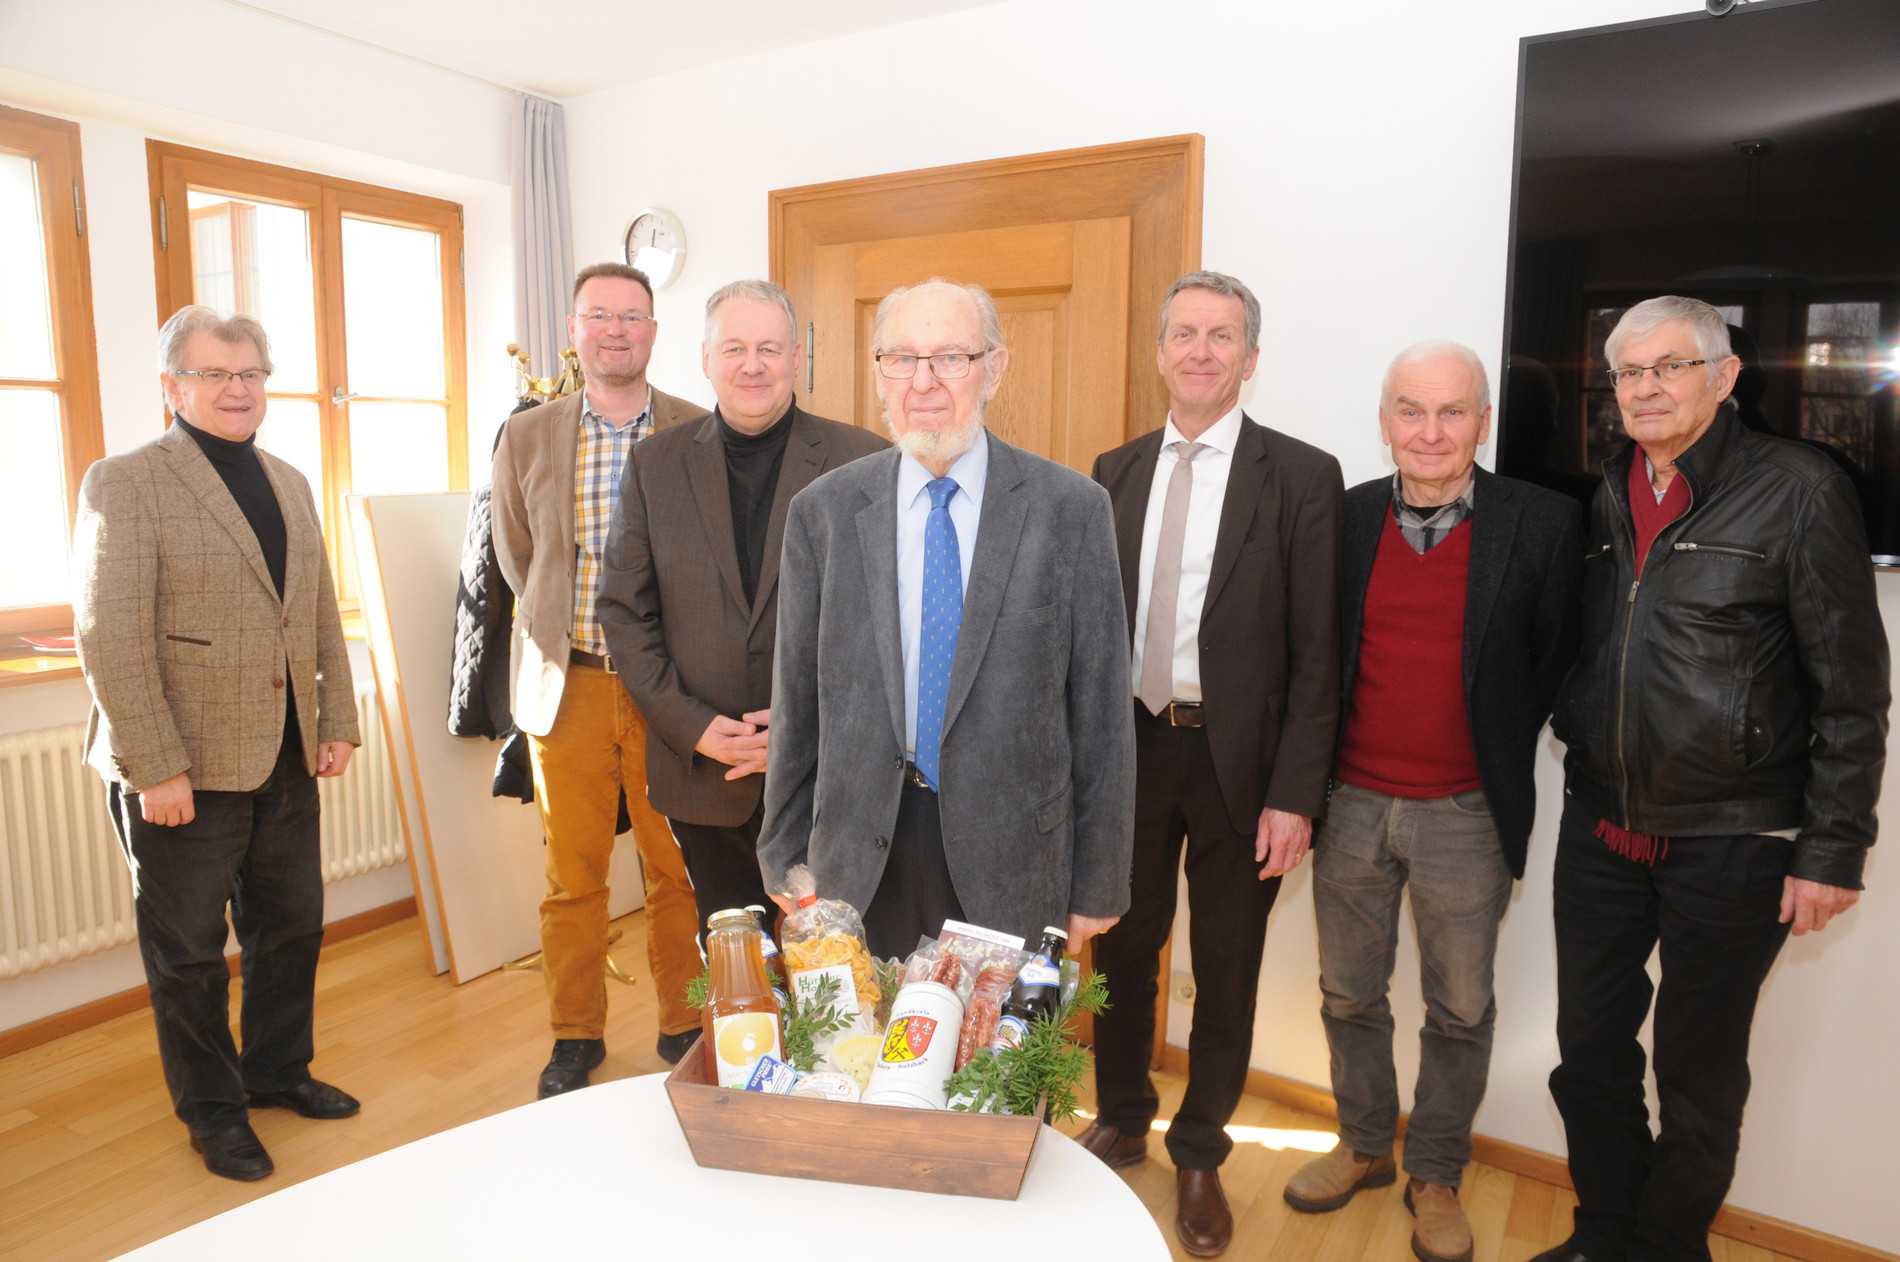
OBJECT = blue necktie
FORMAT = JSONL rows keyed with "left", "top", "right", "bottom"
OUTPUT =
{"left": 914, "top": 477, "right": 963, "bottom": 792}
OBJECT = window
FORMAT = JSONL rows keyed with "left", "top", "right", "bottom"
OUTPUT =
{"left": 0, "top": 105, "right": 103, "bottom": 633}
{"left": 148, "top": 143, "right": 468, "bottom": 595}
{"left": 1798, "top": 300, "right": 1888, "bottom": 472}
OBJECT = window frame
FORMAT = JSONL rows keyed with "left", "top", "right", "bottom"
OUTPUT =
{"left": 0, "top": 104, "right": 104, "bottom": 637}
{"left": 146, "top": 142, "right": 469, "bottom": 587}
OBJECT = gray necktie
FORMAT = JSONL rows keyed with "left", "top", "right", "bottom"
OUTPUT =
{"left": 1138, "top": 441, "right": 1205, "bottom": 716}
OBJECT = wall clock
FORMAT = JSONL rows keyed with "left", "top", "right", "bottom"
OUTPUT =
{"left": 623, "top": 207, "right": 686, "bottom": 290}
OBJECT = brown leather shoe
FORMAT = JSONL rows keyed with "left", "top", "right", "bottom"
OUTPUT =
{"left": 1075, "top": 1121, "right": 1149, "bottom": 1169}
{"left": 1284, "top": 1142, "right": 1397, "bottom": 1212}
{"left": 1405, "top": 1178, "right": 1474, "bottom": 1262}
{"left": 1175, "top": 1167, "right": 1234, "bottom": 1257}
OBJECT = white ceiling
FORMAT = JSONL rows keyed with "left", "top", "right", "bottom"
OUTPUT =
{"left": 228, "top": 0, "right": 998, "bottom": 99}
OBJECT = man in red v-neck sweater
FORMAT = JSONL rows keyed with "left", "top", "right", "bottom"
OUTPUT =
{"left": 1282, "top": 343, "right": 1583, "bottom": 1262}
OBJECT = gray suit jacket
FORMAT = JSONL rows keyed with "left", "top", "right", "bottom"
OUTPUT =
{"left": 73, "top": 423, "right": 359, "bottom": 792}
{"left": 759, "top": 431, "right": 1136, "bottom": 945}
{"left": 598, "top": 407, "right": 888, "bottom": 826}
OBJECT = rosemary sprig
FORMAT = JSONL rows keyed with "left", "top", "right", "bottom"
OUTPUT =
{"left": 946, "top": 969, "right": 1110, "bottom": 1123}
{"left": 684, "top": 966, "right": 709, "bottom": 1011}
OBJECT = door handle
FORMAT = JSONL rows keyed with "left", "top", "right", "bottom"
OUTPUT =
{"left": 332, "top": 387, "right": 359, "bottom": 407}
{"left": 806, "top": 322, "right": 814, "bottom": 394}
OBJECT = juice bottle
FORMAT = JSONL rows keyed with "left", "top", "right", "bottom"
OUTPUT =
{"left": 702, "top": 907, "right": 784, "bottom": 1088}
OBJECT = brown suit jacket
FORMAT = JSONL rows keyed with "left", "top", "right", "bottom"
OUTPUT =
{"left": 597, "top": 406, "right": 889, "bottom": 826}
{"left": 72, "top": 423, "right": 360, "bottom": 793}
{"left": 1092, "top": 413, "right": 1345, "bottom": 829}
{"left": 489, "top": 386, "right": 705, "bottom": 737}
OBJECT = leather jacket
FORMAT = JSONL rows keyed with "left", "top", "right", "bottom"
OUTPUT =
{"left": 1551, "top": 406, "right": 1889, "bottom": 888}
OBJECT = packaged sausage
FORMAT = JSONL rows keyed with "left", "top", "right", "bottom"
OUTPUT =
{"left": 956, "top": 964, "right": 1018, "bottom": 1070}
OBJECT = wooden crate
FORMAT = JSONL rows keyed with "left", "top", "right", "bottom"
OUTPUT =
{"left": 663, "top": 1036, "right": 1045, "bottom": 1199}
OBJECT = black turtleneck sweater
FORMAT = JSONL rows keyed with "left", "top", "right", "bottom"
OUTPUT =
{"left": 176, "top": 414, "right": 299, "bottom": 747}
{"left": 176, "top": 414, "right": 287, "bottom": 597}
{"left": 720, "top": 404, "right": 796, "bottom": 608}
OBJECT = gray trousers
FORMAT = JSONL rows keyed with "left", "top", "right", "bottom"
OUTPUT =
{"left": 1313, "top": 780, "right": 1514, "bottom": 1187}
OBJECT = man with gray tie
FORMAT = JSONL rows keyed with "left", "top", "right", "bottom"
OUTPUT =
{"left": 759, "top": 278, "right": 1135, "bottom": 958}
{"left": 1085, "top": 271, "right": 1346, "bottom": 1257}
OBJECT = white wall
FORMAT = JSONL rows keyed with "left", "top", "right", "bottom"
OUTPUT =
{"left": 0, "top": 0, "right": 518, "bottom": 1025}
{"left": 563, "top": 0, "right": 1900, "bottom": 1248}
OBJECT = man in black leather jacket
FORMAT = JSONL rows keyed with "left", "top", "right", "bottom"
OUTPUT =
{"left": 1535, "top": 297, "right": 1889, "bottom": 1262}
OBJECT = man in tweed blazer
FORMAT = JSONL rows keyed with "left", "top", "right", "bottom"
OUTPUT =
{"left": 73, "top": 307, "right": 361, "bottom": 1182}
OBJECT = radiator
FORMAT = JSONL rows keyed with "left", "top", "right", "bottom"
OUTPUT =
{"left": 0, "top": 679, "right": 404, "bottom": 981}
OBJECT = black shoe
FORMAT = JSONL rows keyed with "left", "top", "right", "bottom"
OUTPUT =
{"left": 655, "top": 1028, "right": 699, "bottom": 1065}
{"left": 247, "top": 1078, "right": 361, "bottom": 1119}
{"left": 538, "top": 1038, "right": 606, "bottom": 1099}
{"left": 1528, "top": 1245, "right": 1594, "bottom": 1262}
{"left": 190, "top": 1121, "right": 274, "bottom": 1181}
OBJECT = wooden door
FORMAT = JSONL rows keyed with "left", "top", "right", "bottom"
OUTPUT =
{"left": 774, "top": 135, "right": 1202, "bottom": 474}
{"left": 810, "top": 219, "right": 1130, "bottom": 472}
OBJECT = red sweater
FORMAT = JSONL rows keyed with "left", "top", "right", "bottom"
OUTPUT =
{"left": 1629, "top": 453, "right": 1690, "bottom": 576}
{"left": 1337, "top": 512, "right": 1483, "bottom": 799}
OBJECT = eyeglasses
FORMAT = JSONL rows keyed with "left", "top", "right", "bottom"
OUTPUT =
{"left": 176, "top": 368, "right": 271, "bottom": 388}
{"left": 578, "top": 309, "right": 656, "bottom": 329}
{"left": 874, "top": 350, "right": 988, "bottom": 380}
{"left": 1606, "top": 359, "right": 1707, "bottom": 389}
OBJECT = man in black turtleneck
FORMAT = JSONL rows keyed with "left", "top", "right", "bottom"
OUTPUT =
{"left": 72, "top": 307, "right": 362, "bottom": 1183}
{"left": 598, "top": 280, "right": 886, "bottom": 936}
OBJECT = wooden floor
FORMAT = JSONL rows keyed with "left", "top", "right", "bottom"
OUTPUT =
{"left": 0, "top": 912, "right": 1799, "bottom": 1262}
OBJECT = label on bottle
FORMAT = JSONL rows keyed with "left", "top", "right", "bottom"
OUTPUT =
{"left": 711, "top": 1011, "right": 783, "bottom": 1088}
{"left": 1017, "top": 954, "right": 1060, "bottom": 989}
{"left": 791, "top": 963, "right": 861, "bottom": 1018}
{"left": 991, "top": 1014, "right": 1029, "bottom": 1051}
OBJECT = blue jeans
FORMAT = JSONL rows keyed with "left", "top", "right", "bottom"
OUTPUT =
{"left": 1312, "top": 780, "right": 1514, "bottom": 1187}
{"left": 108, "top": 736, "right": 324, "bottom": 1136}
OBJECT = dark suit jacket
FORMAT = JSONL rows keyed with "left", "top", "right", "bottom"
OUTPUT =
{"left": 598, "top": 406, "right": 888, "bottom": 826}
{"left": 758, "top": 432, "right": 1136, "bottom": 946}
{"left": 1337, "top": 466, "right": 1583, "bottom": 877}
{"left": 1093, "top": 414, "right": 1346, "bottom": 831}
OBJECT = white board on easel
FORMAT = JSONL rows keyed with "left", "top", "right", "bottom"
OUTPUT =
{"left": 348, "top": 492, "right": 647, "bottom": 984}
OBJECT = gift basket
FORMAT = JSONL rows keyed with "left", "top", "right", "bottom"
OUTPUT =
{"left": 663, "top": 866, "right": 1107, "bottom": 1200}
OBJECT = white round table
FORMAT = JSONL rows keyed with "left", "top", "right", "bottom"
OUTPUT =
{"left": 120, "top": 1072, "right": 1169, "bottom": 1259}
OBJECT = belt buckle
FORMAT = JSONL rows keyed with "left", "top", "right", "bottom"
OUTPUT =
{"left": 904, "top": 762, "right": 931, "bottom": 790}
{"left": 1168, "top": 702, "right": 1203, "bottom": 727}
{"left": 602, "top": 654, "right": 616, "bottom": 675}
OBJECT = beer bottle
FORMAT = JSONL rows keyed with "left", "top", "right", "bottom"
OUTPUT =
{"left": 990, "top": 926, "right": 1068, "bottom": 1052}
{"left": 702, "top": 907, "right": 783, "bottom": 1088}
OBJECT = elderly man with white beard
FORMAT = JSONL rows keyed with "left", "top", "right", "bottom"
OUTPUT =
{"left": 758, "top": 278, "right": 1136, "bottom": 958}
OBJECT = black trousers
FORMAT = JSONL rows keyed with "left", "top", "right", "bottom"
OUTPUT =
{"left": 666, "top": 805, "right": 772, "bottom": 940}
{"left": 1091, "top": 706, "right": 1281, "bottom": 1169}
{"left": 1550, "top": 795, "right": 1793, "bottom": 1262}
{"left": 861, "top": 779, "right": 966, "bottom": 961}
{"left": 107, "top": 734, "right": 324, "bottom": 1136}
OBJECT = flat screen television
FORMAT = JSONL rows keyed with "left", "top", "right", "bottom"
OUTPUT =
{"left": 1498, "top": 0, "right": 1900, "bottom": 563}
